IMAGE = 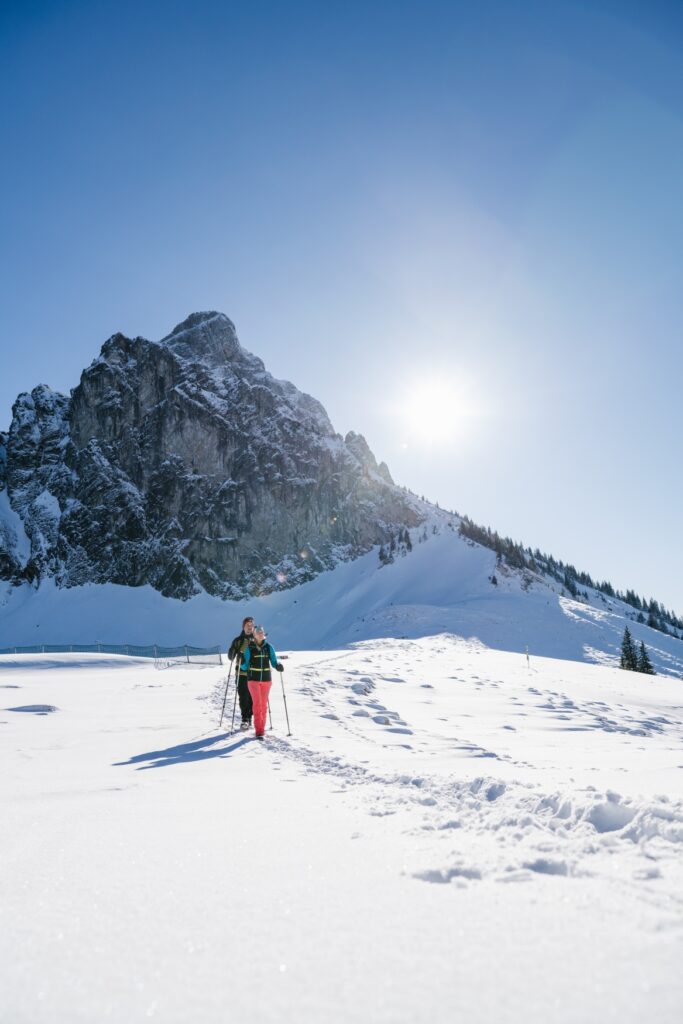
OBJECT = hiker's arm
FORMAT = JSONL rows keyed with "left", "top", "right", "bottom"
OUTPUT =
{"left": 269, "top": 645, "right": 283, "bottom": 672}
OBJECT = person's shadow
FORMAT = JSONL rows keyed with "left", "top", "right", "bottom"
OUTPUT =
{"left": 113, "top": 733, "right": 251, "bottom": 770}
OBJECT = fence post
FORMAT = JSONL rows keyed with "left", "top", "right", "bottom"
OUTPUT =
{"left": 185, "top": 645, "right": 190, "bottom": 664}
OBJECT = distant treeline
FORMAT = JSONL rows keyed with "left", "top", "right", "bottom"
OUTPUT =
{"left": 456, "top": 514, "right": 683, "bottom": 641}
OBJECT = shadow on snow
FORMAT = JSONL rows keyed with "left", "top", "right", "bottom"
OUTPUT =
{"left": 113, "top": 733, "right": 251, "bottom": 770}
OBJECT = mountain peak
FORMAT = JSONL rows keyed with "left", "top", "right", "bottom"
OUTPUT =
{"left": 164, "top": 311, "right": 234, "bottom": 337}
{"left": 160, "top": 311, "right": 242, "bottom": 365}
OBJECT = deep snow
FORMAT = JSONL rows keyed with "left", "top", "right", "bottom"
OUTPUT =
{"left": 1, "top": 642, "right": 682, "bottom": 1023}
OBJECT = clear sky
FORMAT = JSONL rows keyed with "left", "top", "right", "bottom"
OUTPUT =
{"left": 1, "top": 0, "right": 682, "bottom": 612}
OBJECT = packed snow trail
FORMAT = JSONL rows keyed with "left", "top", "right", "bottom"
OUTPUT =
{"left": 1, "top": 643, "right": 682, "bottom": 1023}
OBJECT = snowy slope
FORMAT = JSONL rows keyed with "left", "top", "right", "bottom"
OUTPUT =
{"left": 2, "top": 514, "right": 682, "bottom": 677}
{"left": 1, "top": 645, "right": 682, "bottom": 1023}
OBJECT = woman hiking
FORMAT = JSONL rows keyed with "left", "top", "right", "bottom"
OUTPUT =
{"left": 240, "top": 625, "right": 283, "bottom": 740}
{"left": 228, "top": 616, "right": 255, "bottom": 731}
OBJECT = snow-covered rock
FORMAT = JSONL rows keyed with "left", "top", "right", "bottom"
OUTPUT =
{"left": 0, "top": 312, "right": 423, "bottom": 599}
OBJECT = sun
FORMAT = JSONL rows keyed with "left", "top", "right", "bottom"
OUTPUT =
{"left": 398, "top": 375, "right": 483, "bottom": 447}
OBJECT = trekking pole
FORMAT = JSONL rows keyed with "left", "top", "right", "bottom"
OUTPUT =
{"left": 218, "top": 661, "right": 234, "bottom": 730}
{"left": 230, "top": 663, "right": 240, "bottom": 734}
{"left": 268, "top": 700, "right": 273, "bottom": 731}
{"left": 279, "top": 670, "right": 292, "bottom": 736}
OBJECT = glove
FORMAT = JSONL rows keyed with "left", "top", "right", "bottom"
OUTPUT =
{"left": 276, "top": 662, "right": 284, "bottom": 672}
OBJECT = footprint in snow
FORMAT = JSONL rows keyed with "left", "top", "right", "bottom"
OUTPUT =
{"left": 414, "top": 867, "right": 482, "bottom": 884}
{"left": 351, "top": 682, "right": 373, "bottom": 696}
{"left": 633, "top": 866, "right": 661, "bottom": 880}
{"left": 422, "top": 819, "right": 461, "bottom": 832}
{"left": 523, "top": 858, "right": 568, "bottom": 876}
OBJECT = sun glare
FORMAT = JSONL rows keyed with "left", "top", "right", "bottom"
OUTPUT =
{"left": 397, "top": 375, "right": 484, "bottom": 448}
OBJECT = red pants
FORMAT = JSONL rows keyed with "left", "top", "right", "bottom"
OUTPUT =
{"left": 248, "top": 679, "right": 272, "bottom": 736}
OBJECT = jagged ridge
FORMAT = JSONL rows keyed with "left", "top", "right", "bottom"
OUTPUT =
{"left": 0, "top": 313, "right": 423, "bottom": 599}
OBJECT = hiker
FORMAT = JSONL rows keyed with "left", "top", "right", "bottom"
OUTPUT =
{"left": 228, "top": 616, "right": 255, "bottom": 731}
{"left": 241, "top": 625, "right": 283, "bottom": 740}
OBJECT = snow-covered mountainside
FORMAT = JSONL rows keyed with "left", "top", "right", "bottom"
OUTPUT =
{"left": 1, "top": 311, "right": 681, "bottom": 675}
{"left": 2, "top": 508, "right": 683, "bottom": 677}
{"left": 2, "top": 646, "right": 682, "bottom": 1023}
{"left": 0, "top": 312, "right": 421, "bottom": 599}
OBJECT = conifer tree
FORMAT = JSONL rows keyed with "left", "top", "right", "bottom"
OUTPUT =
{"left": 620, "top": 627, "right": 638, "bottom": 671}
{"left": 637, "top": 641, "right": 655, "bottom": 675}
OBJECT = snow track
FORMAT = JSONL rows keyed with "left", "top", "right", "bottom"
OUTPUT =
{"left": 2, "top": 644, "right": 683, "bottom": 1023}
{"left": 224, "top": 651, "right": 683, "bottom": 906}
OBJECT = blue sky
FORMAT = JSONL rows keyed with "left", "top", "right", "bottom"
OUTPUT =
{"left": 1, "top": 0, "right": 682, "bottom": 611}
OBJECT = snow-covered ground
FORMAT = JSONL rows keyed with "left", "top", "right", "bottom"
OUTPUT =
{"left": 2, "top": 520, "right": 683, "bottom": 677}
{"left": 2, "top": 642, "right": 682, "bottom": 1023}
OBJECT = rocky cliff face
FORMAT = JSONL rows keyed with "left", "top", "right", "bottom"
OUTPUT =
{"left": 0, "top": 312, "right": 424, "bottom": 599}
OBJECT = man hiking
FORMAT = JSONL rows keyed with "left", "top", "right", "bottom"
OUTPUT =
{"left": 228, "top": 616, "right": 255, "bottom": 731}
{"left": 240, "top": 625, "right": 283, "bottom": 740}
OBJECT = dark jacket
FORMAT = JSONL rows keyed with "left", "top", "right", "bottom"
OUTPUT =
{"left": 228, "top": 632, "right": 252, "bottom": 676}
{"left": 241, "top": 640, "right": 279, "bottom": 683}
